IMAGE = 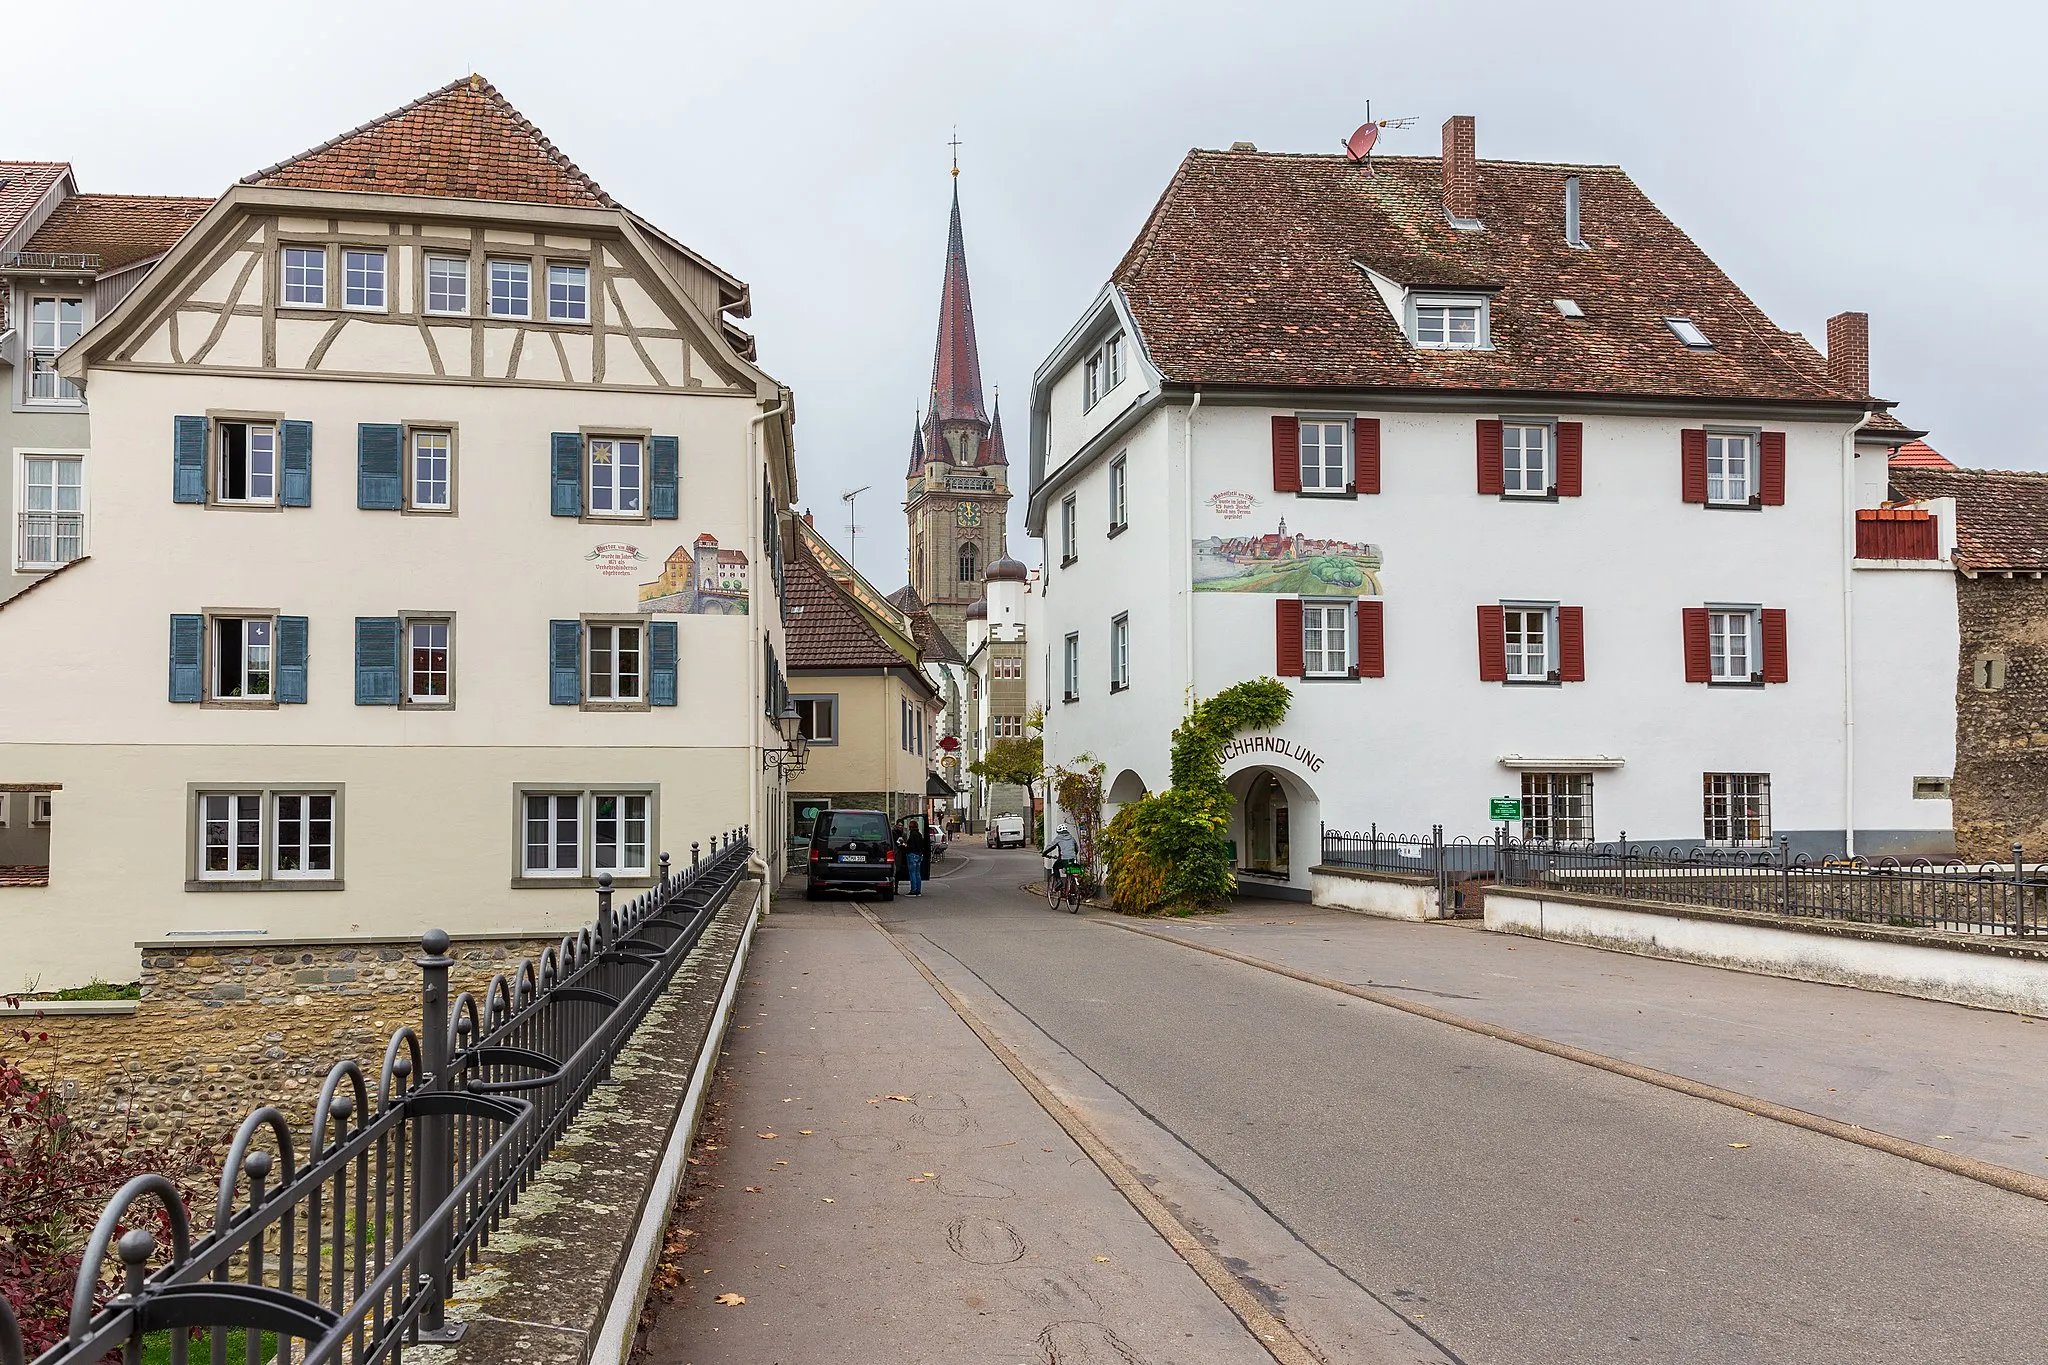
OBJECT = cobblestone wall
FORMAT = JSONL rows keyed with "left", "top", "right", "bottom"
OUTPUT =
{"left": 1954, "top": 576, "right": 2048, "bottom": 860}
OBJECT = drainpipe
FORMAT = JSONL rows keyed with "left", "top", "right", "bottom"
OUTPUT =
{"left": 750, "top": 401, "right": 789, "bottom": 875}
{"left": 1841, "top": 409, "right": 1871, "bottom": 857}
{"left": 1184, "top": 391, "right": 1203, "bottom": 713}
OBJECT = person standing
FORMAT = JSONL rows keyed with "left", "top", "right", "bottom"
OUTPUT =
{"left": 903, "top": 819, "right": 930, "bottom": 896}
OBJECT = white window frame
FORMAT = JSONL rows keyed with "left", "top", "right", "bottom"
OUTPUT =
{"left": 406, "top": 617, "right": 453, "bottom": 705}
{"left": 591, "top": 793, "right": 650, "bottom": 875}
{"left": 342, "top": 249, "right": 387, "bottom": 311}
{"left": 281, "top": 247, "right": 326, "bottom": 308}
{"left": 1521, "top": 773, "right": 1594, "bottom": 843}
{"left": 1081, "top": 332, "right": 1127, "bottom": 412}
{"left": 488, "top": 259, "right": 532, "bottom": 319}
{"left": 1412, "top": 294, "right": 1489, "bottom": 350}
{"left": 211, "top": 614, "right": 276, "bottom": 702}
{"left": 32, "top": 794, "right": 51, "bottom": 826}
{"left": 1301, "top": 599, "right": 1354, "bottom": 678}
{"left": 1297, "top": 416, "right": 1351, "bottom": 493}
{"left": 586, "top": 621, "right": 644, "bottom": 702}
{"left": 16, "top": 450, "right": 87, "bottom": 571}
{"left": 271, "top": 791, "right": 337, "bottom": 880}
{"left": 1063, "top": 633, "right": 1080, "bottom": 701}
{"left": 425, "top": 254, "right": 470, "bottom": 315}
{"left": 1502, "top": 604, "right": 1555, "bottom": 682}
{"left": 586, "top": 436, "right": 645, "bottom": 518}
{"left": 547, "top": 262, "right": 590, "bottom": 323}
{"left": 1665, "top": 316, "right": 1713, "bottom": 349}
{"left": 1708, "top": 606, "right": 1761, "bottom": 685}
{"left": 26, "top": 296, "right": 85, "bottom": 404}
{"left": 522, "top": 792, "right": 583, "bottom": 877}
{"left": 409, "top": 429, "right": 454, "bottom": 512}
{"left": 215, "top": 421, "right": 279, "bottom": 506}
{"left": 1060, "top": 494, "right": 1078, "bottom": 564}
{"left": 793, "top": 694, "right": 839, "bottom": 745}
{"left": 1110, "top": 613, "right": 1131, "bottom": 690}
{"left": 1501, "top": 421, "right": 1553, "bottom": 498}
{"left": 196, "top": 791, "right": 265, "bottom": 881}
{"left": 1108, "top": 454, "right": 1129, "bottom": 530}
{"left": 1703, "top": 773, "right": 1772, "bottom": 846}
{"left": 1706, "top": 431, "right": 1755, "bottom": 506}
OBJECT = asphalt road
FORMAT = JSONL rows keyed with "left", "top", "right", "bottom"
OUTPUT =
{"left": 880, "top": 848, "right": 2048, "bottom": 1365}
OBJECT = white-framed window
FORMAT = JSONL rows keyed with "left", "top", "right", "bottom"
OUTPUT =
{"left": 992, "top": 713, "right": 1024, "bottom": 739}
{"left": 1503, "top": 606, "right": 1553, "bottom": 681}
{"left": 1082, "top": 332, "right": 1126, "bottom": 411}
{"left": 425, "top": 255, "right": 469, "bottom": 314}
{"left": 1060, "top": 494, "right": 1077, "bottom": 564}
{"left": 27, "top": 297, "right": 84, "bottom": 402}
{"left": 1302, "top": 601, "right": 1352, "bottom": 678}
{"left": 18, "top": 454, "right": 85, "bottom": 570}
{"left": 408, "top": 619, "right": 451, "bottom": 703}
{"left": 592, "top": 793, "right": 650, "bottom": 873}
{"left": 281, "top": 247, "right": 326, "bottom": 307}
{"left": 1502, "top": 423, "right": 1551, "bottom": 497}
{"left": 794, "top": 695, "right": 838, "bottom": 744}
{"left": 1521, "top": 773, "right": 1593, "bottom": 842}
{"left": 1414, "top": 296, "right": 1486, "bottom": 349}
{"left": 342, "top": 249, "right": 387, "bottom": 310}
{"left": 1665, "top": 316, "right": 1713, "bottom": 349}
{"left": 1709, "top": 608, "right": 1759, "bottom": 684}
{"left": 1703, "top": 773, "right": 1771, "bottom": 845}
{"left": 216, "top": 422, "right": 278, "bottom": 505}
{"left": 31, "top": 794, "right": 50, "bottom": 826}
{"left": 587, "top": 437, "right": 644, "bottom": 517}
{"left": 1108, "top": 454, "right": 1129, "bottom": 530}
{"left": 1110, "top": 613, "right": 1131, "bottom": 690}
{"left": 1063, "top": 632, "right": 1080, "bottom": 701}
{"left": 272, "top": 792, "right": 336, "bottom": 878}
{"left": 587, "top": 622, "right": 643, "bottom": 701}
{"left": 198, "top": 792, "right": 264, "bottom": 880}
{"left": 1298, "top": 418, "right": 1349, "bottom": 492}
{"left": 992, "top": 656, "right": 1022, "bottom": 680}
{"left": 410, "top": 430, "right": 452, "bottom": 511}
{"left": 1707, "top": 433, "right": 1753, "bottom": 505}
{"left": 488, "top": 259, "right": 532, "bottom": 318}
{"left": 213, "top": 615, "right": 275, "bottom": 700}
{"left": 548, "top": 263, "right": 589, "bottom": 322}
{"left": 523, "top": 793, "right": 582, "bottom": 876}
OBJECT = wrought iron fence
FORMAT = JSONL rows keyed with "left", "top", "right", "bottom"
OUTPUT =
{"left": 3, "top": 829, "right": 756, "bottom": 1365}
{"left": 1321, "top": 824, "right": 2048, "bottom": 935}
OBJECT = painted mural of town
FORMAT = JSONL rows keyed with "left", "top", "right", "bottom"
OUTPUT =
{"left": 638, "top": 533, "right": 750, "bottom": 615}
{"left": 1194, "top": 517, "right": 1383, "bottom": 595}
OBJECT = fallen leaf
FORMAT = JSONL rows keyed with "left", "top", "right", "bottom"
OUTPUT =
{"left": 887, "top": 1095, "right": 914, "bottom": 1102}
{"left": 758, "top": 1132, "right": 778, "bottom": 1140}
{"left": 686, "top": 1157, "right": 702, "bottom": 1166}
{"left": 799, "top": 1130, "right": 814, "bottom": 1135}
{"left": 821, "top": 1197, "right": 835, "bottom": 1203}
{"left": 1936, "top": 1135, "right": 1953, "bottom": 1141}
{"left": 1728, "top": 1143, "right": 1751, "bottom": 1149}
{"left": 774, "top": 1160, "right": 789, "bottom": 1166}
{"left": 744, "top": 1186, "right": 763, "bottom": 1193}
{"left": 1094, "top": 1256, "right": 1111, "bottom": 1263}
{"left": 907, "top": 1177, "right": 927, "bottom": 1183}
{"left": 715, "top": 1293, "right": 745, "bottom": 1306}
{"left": 922, "top": 1172, "right": 936, "bottom": 1177}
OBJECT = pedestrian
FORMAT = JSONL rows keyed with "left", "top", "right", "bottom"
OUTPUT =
{"left": 904, "top": 818, "right": 930, "bottom": 895}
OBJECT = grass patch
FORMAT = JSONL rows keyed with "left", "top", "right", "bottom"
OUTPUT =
{"left": 141, "top": 1328, "right": 277, "bottom": 1364}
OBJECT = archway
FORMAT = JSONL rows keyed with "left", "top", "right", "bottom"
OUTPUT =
{"left": 1106, "top": 769, "right": 1148, "bottom": 804}
{"left": 1223, "top": 764, "right": 1320, "bottom": 894}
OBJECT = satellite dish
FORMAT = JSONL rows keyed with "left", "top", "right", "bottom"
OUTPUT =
{"left": 1345, "top": 123, "right": 1379, "bottom": 161}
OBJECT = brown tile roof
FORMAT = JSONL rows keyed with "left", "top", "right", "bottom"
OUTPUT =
{"left": 0, "top": 866, "right": 49, "bottom": 888}
{"left": 787, "top": 539, "right": 913, "bottom": 671}
{"left": 23, "top": 193, "right": 211, "bottom": 271}
{"left": 1864, "top": 409, "right": 1910, "bottom": 433}
{"left": 0, "top": 162, "right": 69, "bottom": 245}
{"left": 906, "top": 608, "right": 965, "bottom": 666}
{"left": 1891, "top": 467, "right": 2048, "bottom": 572}
{"left": 243, "top": 75, "right": 615, "bottom": 209}
{"left": 1113, "top": 149, "right": 1864, "bottom": 405}
{"left": 1889, "top": 440, "right": 1954, "bottom": 470}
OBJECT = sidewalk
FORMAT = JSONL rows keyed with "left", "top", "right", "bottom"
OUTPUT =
{"left": 634, "top": 900, "right": 1274, "bottom": 1364}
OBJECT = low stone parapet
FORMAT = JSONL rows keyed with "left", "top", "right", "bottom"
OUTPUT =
{"left": 1310, "top": 864, "right": 1443, "bottom": 921}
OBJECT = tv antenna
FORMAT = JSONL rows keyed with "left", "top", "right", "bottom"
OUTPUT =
{"left": 1344, "top": 101, "right": 1417, "bottom": 168}
{"left": 841, "top": 485, "right": 871, "bottom": 572}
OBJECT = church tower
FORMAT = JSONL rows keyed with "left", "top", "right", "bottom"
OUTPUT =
{"left": 905, "top": 175, "right": 1009, "bottom": 652}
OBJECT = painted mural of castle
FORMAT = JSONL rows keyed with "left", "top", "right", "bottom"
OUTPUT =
{"left": 1192, "top": 516, "right": 1383, "bottom": 595}
{"left": 638, "top": 533, "right": 750, "bottom": 615}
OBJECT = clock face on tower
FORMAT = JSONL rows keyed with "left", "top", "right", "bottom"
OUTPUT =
{"left": 955, "top": 502, "right": 983, "bottom": 529}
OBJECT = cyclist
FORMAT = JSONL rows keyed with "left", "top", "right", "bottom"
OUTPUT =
{"left": 1042, "top": 825, "right": 1084, "bottom": 910}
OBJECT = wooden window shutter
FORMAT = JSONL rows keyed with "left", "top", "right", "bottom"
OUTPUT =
{"left": 1761, "top": 608, "right": 1789, "bottom": 683}
{"left": 550, "top": 433, "right": 584, "bottom": 517}
{"left": 1682, "top": 608, "right": 1711, "bottom": 683}
{"left": 549, "top": 620, "right": 582, "bottom": 704}
{"left": 1353, "top": 418, "right": 1381, "bottom": 494}
{"left": 650, "top": 435, "right": 680, "bottom": 520}
{"left": 169, "top": 614, "right": 204, "bottom": 702}
{"left": 1271, "top": 416, "right": 1301, "bottom": 493}
{"left": 173, "top": 416, "right": 207, "bottom": 504}
{"left": 1758, "top": 431, "right": 1787, "bottom": 506}
{"left": 355, "top": 616, "right": 402, "bottom": 705}
{"left": 1557, "top": 607, "right": 1586, "bottom": 682}
{"left": 1476, "top": 605, "right": 1507, "bottom": 681}
{"left": 276, "top": 616, "right": 309, "bottom": 704}
{"left": 1356, "top": 599, "right": 1385, "bottom": 678}
{"left": 1555, "top": 421, "right": 1583, "bottom": 497}
{"left": 1476, "top": 419, "right": 1505, "bottom": 495}
{"left": 1275, "top": 599, "right": 1304, "bottom": 677}
{"left": 356, "top": 423, "right": 404, "bottom": 511}
{"left": 1681, "top": 429, "right": 1709, "bottom": 503}
{"left": 649, "top": 619, "right": 679, "bottom": 706}
{"left": 280, "top": 420, "right": 314, "bottom": 508}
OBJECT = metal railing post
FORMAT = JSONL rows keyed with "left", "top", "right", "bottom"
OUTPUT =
{"left": 415, "top": 928, "right": 461, "bottom": 1342}
{"left": 660, "top": 851, "right": 672, "bottom": 897}
{"left": 2014, "top": 842, "right": 2026, "bottom": 937}
{"left": 117, "top": 1229, "right": 153, "bottom": 1365}
{"left": 692, "top": 841, "right": 701, "bottom": 874}
{"left": 1619, "top": 831, "right": 1629, "bottom": 901}
{"left": 1780, "top": 837, "right": 1792, "bottom": 917}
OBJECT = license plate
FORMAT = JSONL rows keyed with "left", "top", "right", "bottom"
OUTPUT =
{"left": 841, "top": 854, "right": 867, "bottom": 863}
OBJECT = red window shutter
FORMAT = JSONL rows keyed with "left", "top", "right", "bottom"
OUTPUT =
{"left": 1476, "top": 419, "right": 1505, "bottom": 496}
{"left": 1357, "top": 599, "right": 1384, "bottom": 678}
{"left": 1476, "top": 605, "right": 1507, "bottom": 682}
{"left": 1557, "top": 606, "right": 1586, "bottom": 682}
{"left": 1275, "top": 598, "right": 1304, "bottom": 677}
{"left": 1271, "top": 416, "right": 1301, "bottom": 493}
{"left": 1556, "top": 422, "right": 1583, "bottom": 497}
{"left": 1758, "top": 431, "right": 1786, "bottom": 505}
{"left": 1353, "top": 417, "right": 1381, "bottom": 494}
{"left": 1682, "top": 608, "right": 1711, "bottom": 683}
{"left": 1761, "top": 608, "right": 1789, "bottom": 683}
{"left": 1681, "top": 429, "right": 1709, "bottom": 503}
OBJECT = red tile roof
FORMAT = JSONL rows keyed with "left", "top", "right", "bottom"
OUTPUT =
{"left": 0, "top": 162, "right": 69, "bottom": 246}
{"left": 0, "top": 866, "right": 49, "bottom": 888}
{"left": 1889, "top": 440, "right": 1954, "bottom": 470}
{"left": 23, "top": 193, "right": 212, "bottom": 271}
{"left": 1113, "top": 149, "right": 1863, "bottom": 405}
{"left": 243, "top": 75, "right": 614, "bottom": 209}
{"left": 787, "top": 539, "right": 915, "bottom": 671}
{"left": 1890, "top": 467, "right": 2048, "bottom": 572}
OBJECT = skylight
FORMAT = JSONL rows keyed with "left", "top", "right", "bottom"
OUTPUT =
{"left": 1665, "top": 316, "right": 1713, "bottom": 349}
{"left": 1554, "top": 298, "right": 1584, "bottom": 319}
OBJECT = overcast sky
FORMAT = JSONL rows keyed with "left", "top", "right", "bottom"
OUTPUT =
{"left": 36, "top": 1, "right": 2048, "bottom": 581}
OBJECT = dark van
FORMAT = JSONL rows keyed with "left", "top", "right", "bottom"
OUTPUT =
{"left": 804, "top": 809, "right": 897, "bottom": 900}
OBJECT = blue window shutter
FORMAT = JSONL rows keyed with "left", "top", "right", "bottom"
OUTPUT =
{"left": 649, "top": 619, "right": 678, "bottom": 706}
{"left": 276, "top": 616, "right": 310, "bottom": 704}
{"left": 357, "top": 424, "right": 404, "bottom": 510}
{"left": 169, "top": 614, "right": 204, "bottom": 702}
{"left": 355, "top": 617, "right": 402, "bottom": 705}
{"left": 650, "top": 436, "right": 679, "bottom": 520}
{"left": 551, "top": 433, "right": 583, "bottom": 517}
{"left": 173, "top": 417, "right": 207, "bottom": 503}
{"left": 549, "top": 620, "right": 582, "bottom": 704}
{"left": 280, "top": 420, "right": 314, "bottom": 507}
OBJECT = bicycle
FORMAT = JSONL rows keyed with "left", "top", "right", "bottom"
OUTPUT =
{"left": 1048, "top": 861, "right": 1085, "bottom": 913}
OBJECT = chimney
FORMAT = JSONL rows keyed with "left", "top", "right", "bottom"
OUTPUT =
{"left": 1442, "top": 115, "right": 1478, "bottom": 223}
{"left": 802, "top": 509, "right": 814, "bottom": 527}
{"left": 1827, "top": 312, "right": 1870, "bottom": 396}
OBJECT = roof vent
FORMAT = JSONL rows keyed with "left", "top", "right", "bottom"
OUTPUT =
{"left": 1555, "top": 298, "right": 1584, "bottom": 319}
{"left": 1664, "top": 317, "right": 1713, "bottom": 349}
{"left": 1229, "top": 141, "right": 1258, "bottom": 152}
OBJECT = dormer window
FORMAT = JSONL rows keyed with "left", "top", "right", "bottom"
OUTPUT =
{"left": 1413, "top": 296, "right": 1488, "bottom": 349}
{"left": 1665, "top": 316, "right": 1712, "bottom": 349}
{"left": 1083, "top": 332, "right": 1125, "bottom": 411}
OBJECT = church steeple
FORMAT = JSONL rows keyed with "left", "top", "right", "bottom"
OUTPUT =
{"left": 928, "top": 183, "right": 987, "bottom": 427}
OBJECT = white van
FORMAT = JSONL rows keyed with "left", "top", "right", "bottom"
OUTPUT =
{"left": 987, "top": 814, "right": 1027, "bottom": 849}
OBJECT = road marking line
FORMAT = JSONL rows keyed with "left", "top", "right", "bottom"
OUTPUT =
{"left": 1109, "top": 919, "right": 2048, "bottom": 1205}
{"left": 855, "top": 905, "right": 1324, "bottom": 1365}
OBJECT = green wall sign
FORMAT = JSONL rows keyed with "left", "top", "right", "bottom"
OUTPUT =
{"left": 1489, "top": 797, "right": 1522, "bottom": 821}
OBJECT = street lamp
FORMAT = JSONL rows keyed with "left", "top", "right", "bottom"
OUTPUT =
{"left": 765, "top": 704, "right": 808, "bottom": 776}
